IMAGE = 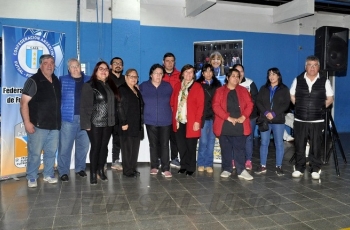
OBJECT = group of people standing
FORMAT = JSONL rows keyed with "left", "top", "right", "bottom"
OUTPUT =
{"left": 21, "top": 54, "right": 143, "bottom": 186}
{"left": 20, "top": 52, "right": 333, "bottom": 187}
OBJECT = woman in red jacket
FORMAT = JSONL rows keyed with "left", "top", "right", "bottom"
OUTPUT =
{"left": 212, "top": 68, "right": 254, "bottom": 180}
{"left": 171, "top": 64, "right": 204, "bottom": 176}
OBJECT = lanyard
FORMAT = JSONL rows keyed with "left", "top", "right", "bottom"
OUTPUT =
{"left": 269, "top": 85, "right": 278, "bottom": 109}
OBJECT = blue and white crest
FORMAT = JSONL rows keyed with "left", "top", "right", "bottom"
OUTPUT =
{"left": 25, "top": 46, "right": 43, "bottom": 69}
{"left": 12, "top": 34, "right": 55, "bottom": 78}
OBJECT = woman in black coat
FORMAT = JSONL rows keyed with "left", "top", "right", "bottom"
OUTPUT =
{"left": 118, "top": 68, "right": 144, "bottom": 177}
{"left": 255, "top": 67, "right": 290, "bottom": 176}
{"left": 80, "top": 61, "right": 120, "bottom": 184}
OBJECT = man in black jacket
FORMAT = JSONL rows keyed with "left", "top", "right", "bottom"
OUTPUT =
{"left": 290, "top": 55, "right": 334, "bottom": 180}
{"left": 20, "top": 54, "right": 61, "bottom": 188}
{"left": 108, "top": 57, "right": 125, "bottom": 171}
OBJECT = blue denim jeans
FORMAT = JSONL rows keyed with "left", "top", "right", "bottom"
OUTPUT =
{"left": 259, "top": 123, "right": 285, "bottom": 167}
{"left": 245, "top": 117, "right": 257, "bottom": 161}
{"left": 26, "top": 127, "right": 59, "bottom": 180}
{"left": 197, "top": 120, "right": 215, "bottom": 167}
{"left": 58, "top": 115, "right": 89, "bottom": 176}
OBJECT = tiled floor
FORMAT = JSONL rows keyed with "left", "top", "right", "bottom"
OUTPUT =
{"left": 1, "top": 134, "right": 350, "bottom": 230}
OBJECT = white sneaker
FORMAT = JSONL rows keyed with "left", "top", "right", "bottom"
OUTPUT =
{"left": 43, "top": 176, "right": 58, "bottom": 184}
{"left": 311, "top": 170, "right": 321, "bottom": 180}
{"left": 238, "top": 169, "right": 253, "bottom": 181}
{"left": 111, "top": 160, "right": 123, "bottom": 170}
{"left": 220, "top": 171, "right": 232, "bottom": 178}
{"left": 28, "top": 179, "right": 37, "bottom": 188}
{"left": 161, "top": 171, "right": 172, "bottom": 178}
{"left": 286, "top": 136, "right": 294, "bottom": 142}
{"left": 292, "top": 170, "right": 304, "bottom": 178}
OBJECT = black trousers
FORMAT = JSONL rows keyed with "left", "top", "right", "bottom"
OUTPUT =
{"left": 170, "top": 129, "right": 179, "bottom": 160}
{"left": 112, "top": 124, "right": 121, "bottom": 162}
{"left": 219, "top": 135, "right": 247, "bottom": 174}
{"left": 294, "top": 120, "right": 324, "bottom": 173}
{"left": 175, "top": 123, "right": 198, "bottom": 172}
{"left": 87, "top": 125, "right": 113, "bottom": 173}
{"left": 120, "top": 135, "right": 141, "bottom": 176}
{"left": 146, "top": 124, "right": 171, "bottom": 172}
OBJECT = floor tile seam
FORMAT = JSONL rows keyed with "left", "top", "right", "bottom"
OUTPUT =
{"left": 245, "top": 213, "right": 285, "bottom": 228}
{"left": 310, "top": 198, "right": 343, "bottom": 207}
{"left": 209, "top": 207, "right": 235, "bottom": 229}
{"left": 125, "top": 194, "right": 139, "bottom": 223}
{"left": 52, "top": 214, "right": 83, "bottom": 228}
{"left": 288, "top": 211, "right": 327, "bottom": 222}
{"left": 279, "top": 194, "right": 307, "bottom": 203}
{"left": 302, "top": 217, "right": 337, "bottom": 229}
{"left": 324, "top": 214, "right": 350, "bottom": 222}
{"left": 220, "top": 217, "right": 257, "bottom": 229}
{"left": 192, "top": 218, "right": 227, "bottom": 228}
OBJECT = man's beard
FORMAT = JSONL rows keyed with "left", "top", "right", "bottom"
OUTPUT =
{"left": 113, "top": 69, "right": 122, "bottom": 75}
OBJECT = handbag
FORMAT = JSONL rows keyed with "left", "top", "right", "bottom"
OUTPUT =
{"left": 257, "top": 120, "right": 269, "bottom": 132}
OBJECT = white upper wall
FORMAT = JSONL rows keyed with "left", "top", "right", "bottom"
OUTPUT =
{"left": 0, "top": 0, "right": 112, "bottom": 23}
{"left": 1, "top": 0, "right": 350, "bottom": 36}
{"left": 141, "top": 1, "right": 299, "bottom": 35}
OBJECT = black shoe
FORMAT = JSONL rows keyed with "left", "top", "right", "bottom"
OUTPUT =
{"left": 90, "top": 173, "right": 97, "bottom": 185}
{"left": 123, "top": 173, "right": 136, "bottom": 178}
{"left": 255, "top": 165, "right": 267, "bottom": 175}
{"left": 275, "top": 166, "right": 284, "bottom": 176}
{"left": 76, "top": 170, "right": 87, "bottom": 177}
{"left": 60, "top": 174, "right": 69, "bottom": 182}
{"left": 97, "top": 169, "right": 108, "bottom": 181}
{"left": 186, "top": 171, "right": 194, "bottom": 176}
{"left": 178, "top": 169, "right": 186, "bottom": 174}
{"left": 134, "top": 170, "right": 140, "bottom": 175}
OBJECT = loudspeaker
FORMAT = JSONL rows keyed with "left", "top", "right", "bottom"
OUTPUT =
{"left": 314, "top": 26, "right": 349, "bottom": 73}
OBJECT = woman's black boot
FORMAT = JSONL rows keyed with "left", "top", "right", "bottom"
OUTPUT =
{"left": 90, "top": 172, "right": 97, "bottom": 185}
{"left": 97, "top": 169, "right": 108, "bottom": 181}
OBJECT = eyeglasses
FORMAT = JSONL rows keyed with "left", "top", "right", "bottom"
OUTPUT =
{"left": 98, "top": 67, "right": 109, "bottom": 72}
{"left": 112, "top": 62, "right": 123, "bottom": 66}
{"left": 153, "top": 72, "right": 163, "bottom": 76}
{"left": 306, "top": 64, "right": 319, "bottom": 68}
{"left": 69, "top": 65, "right": 80, "bottom": 69}
{"left": 127, "top": 75, "right": 138, "bottom": 79}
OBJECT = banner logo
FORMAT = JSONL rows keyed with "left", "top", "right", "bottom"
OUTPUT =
{"left": 13, "top": 36, "right": 55, "bottom": 78}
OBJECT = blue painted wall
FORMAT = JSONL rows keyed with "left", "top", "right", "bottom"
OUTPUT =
{"left": 1, "top": 18, "right": 350, "bottom": 132}
{"left": 140, "top": 26, "right": 301, "bottom": 89}
{"left": 0, "top": 18, "right": 112, "bottom": 74}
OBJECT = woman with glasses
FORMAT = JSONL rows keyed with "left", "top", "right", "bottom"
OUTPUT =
{"left": 118, "top": 69, "right": 144, "bottom": 178}
{"left": 171, "top": 64, "right": 204, "bottom": 176}
{"left": 80, "top": 61, "right": 120, "bottom": 184}
{"left": 140, "top": 64, "right": 173, "bottom": 177}
{"left": 255, "top": 68, "right": 290, "bottom": 176}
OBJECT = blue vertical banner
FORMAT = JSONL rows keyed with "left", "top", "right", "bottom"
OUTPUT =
{"left": 1, "top": 26, "right": 65, "bottom": 178}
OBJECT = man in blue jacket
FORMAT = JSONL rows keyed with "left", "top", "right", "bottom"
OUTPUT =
{"left": 57, "top": 58, "right": 90, "bottom": 181}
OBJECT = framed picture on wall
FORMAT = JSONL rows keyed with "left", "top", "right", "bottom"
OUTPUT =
{"left": 194, "top": 40, "right": 243, "bottom": 85}
{"left": 194, "top": 40, "right": 243, "bottom": 163}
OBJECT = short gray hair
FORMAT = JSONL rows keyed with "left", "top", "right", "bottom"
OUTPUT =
{"left": 305, "top": 55, "right": 320, "bottom": 66}
{"left": 67, "top": 58, "right": 80, "bottom": 67}
{"left": 39, "top": 54, "right": 55, "bottom": 64}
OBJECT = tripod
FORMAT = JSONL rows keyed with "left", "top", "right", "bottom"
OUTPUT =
{"left": 323, "top": 108, "right": 347, "bottom": 176}
{"left": 289, "top": 108, "right": 347, "bottom": 176}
